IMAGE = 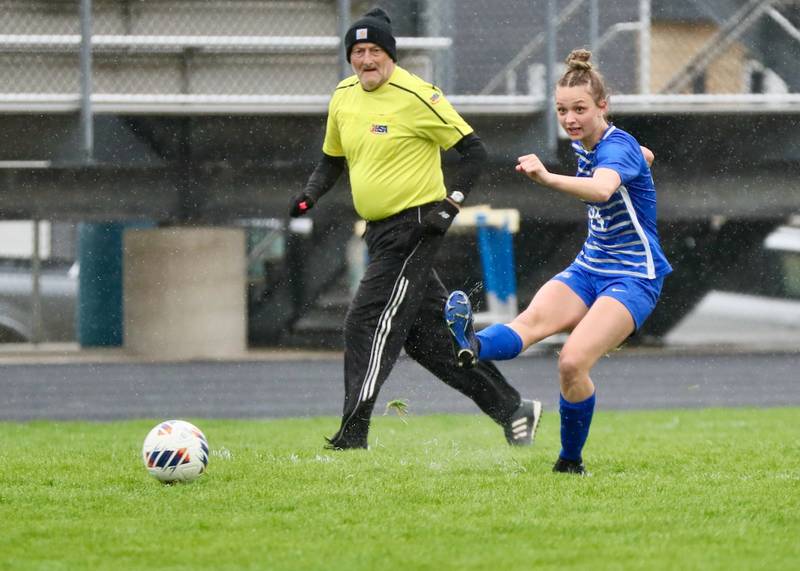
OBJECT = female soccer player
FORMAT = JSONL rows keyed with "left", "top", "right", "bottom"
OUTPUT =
{"left": 445, "top": 48, "right": 671, "bottom": 474}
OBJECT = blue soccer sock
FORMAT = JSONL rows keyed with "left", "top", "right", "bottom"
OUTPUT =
{"left": 475, "top": 323, "right": 524, "bottom": 361}
{"left": 559, "top": 392, "right": 596, "bottom": 462}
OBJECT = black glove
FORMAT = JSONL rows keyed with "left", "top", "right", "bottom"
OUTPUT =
{"left": 289, "top": 193, "right": 315, "bottom": 218}
{"left": 420, "top": 199, "right": 460, "bottom": 235}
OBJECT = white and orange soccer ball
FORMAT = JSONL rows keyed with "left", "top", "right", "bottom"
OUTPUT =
{"left": 142, "top": 420, "right": 209, "bottom": 483}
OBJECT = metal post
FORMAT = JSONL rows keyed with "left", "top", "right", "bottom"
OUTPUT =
{"left": 79, "top": 0, "right": 94, "bottom": 163}
{"left": 77, "top": 223, "right": 127, "bottom": 347}
{"left": 31, "top": 220, "right": 42, "bottom": 345}
{"left": 639, "top": 0, "right": 651, "bottom": 95}
{"left": 442, "top": 0, "right": 454, "bottom": 93}
{"left": 337, "top": 0, "right": 352, "bottom": 79}
{"left": 424, "top": 0, "right": 454, "bottom": 92}
{"left": 545, "top": 0, "right": 558, "bottom": 156}
{"left": 590, "top": 0, "right": 599, "bottom": 53}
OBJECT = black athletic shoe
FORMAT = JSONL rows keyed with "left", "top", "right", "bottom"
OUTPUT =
{"left": 324, "top": 436, "right": 368, "bottom": 451}
{"left": 504, "top": 399, "right": 542, "bottom": 446}
{"left": 444, "top": 290, "right": 480, "bottom": 368}
{"left": 552, "top": 456, "right": 586, "bottom": 474}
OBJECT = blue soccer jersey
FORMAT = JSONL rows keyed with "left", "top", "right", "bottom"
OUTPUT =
{"left": 571, "top": 125, "right": 672, "bottom": 279}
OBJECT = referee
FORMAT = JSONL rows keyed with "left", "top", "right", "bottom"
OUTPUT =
{"left": 290, "top": 7, "right": 540, "bottom": 450}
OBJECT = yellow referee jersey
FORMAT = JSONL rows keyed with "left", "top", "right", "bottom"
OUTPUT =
{"left": 322, "top": 66, "right": 473, "bottom": 221}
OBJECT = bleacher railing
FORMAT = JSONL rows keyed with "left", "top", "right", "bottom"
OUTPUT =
{"left": 1, "top": 0, "right": 799, "bottom": 115}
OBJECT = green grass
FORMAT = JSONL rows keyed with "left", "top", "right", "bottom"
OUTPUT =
{"left": 1, "top": 409, "right": 798, "bottom": 571}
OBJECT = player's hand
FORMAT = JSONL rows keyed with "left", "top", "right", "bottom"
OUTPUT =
{"left": 289, "top": 192, "right": 315, "bottom": 217}
{"left": 516, "top": 153, "right": 551, "bottom": 185}
{"left": 421, "top": 199, "right": 460, "bottom": 235}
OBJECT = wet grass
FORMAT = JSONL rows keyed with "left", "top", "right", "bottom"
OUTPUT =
{"left": 1, "top": 408, "right": 798, "bottom": 570}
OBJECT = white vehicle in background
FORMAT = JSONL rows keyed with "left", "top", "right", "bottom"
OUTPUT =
{"left": 0, "top": 221, "right": 77, "bottom": 343}
{"left": 0, "top": 218, "right": 290, "bottom": 345}
{"left": 0, "top": 259, "right": 77, "bottom": 343}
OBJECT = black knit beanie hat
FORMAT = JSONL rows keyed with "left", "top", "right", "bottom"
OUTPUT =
{"left": 344, "top": 7, "right": 397, "bottom": 63}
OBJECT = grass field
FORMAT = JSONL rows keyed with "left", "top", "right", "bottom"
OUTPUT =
{"left": 1, "top": 408, "right": 798, "bottom": 571}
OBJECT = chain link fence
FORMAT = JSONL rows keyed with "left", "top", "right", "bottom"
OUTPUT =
{"left": 0, "top": 0, "right": 798, "bottom": 105}
{"left": 453, "top": 0, "right": 799, "bottom": 97}
{"left": 0, "top": 0, "right": 449, "bottom": 99}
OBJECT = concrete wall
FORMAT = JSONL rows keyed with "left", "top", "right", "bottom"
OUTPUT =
{"left": 123, "top": 227, "right": 246, "bottom": 359}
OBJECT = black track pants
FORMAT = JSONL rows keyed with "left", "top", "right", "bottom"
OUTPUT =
{"left": 328, "top": 204, "right": 522, "bottom": 448}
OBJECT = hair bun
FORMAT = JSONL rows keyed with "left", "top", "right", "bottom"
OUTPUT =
{"left": 565, "top": 49, "right": 593, "bottom": 71}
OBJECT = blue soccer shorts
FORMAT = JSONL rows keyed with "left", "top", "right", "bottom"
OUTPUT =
{"left": 552, "top": 262, "right": 665, "bottom": 331}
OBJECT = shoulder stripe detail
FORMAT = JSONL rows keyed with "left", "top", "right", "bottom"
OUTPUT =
{"left": 336, "top": 80, "right": 359, "bottom": 91}
{"left": 387, "top": 82, "right": 466, "bottom": 137}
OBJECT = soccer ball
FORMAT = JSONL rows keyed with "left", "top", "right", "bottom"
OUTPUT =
{"left": 142, "top": 420, "right": 209, "bottom": 483}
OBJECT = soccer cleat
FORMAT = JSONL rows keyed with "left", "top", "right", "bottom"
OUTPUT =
{"left": 324, "top": 435, "right": 368, "bottom": 451}
{"left": 552, "top": 456, "right": 586, "bottom": 475}
{"left": 445, "top": 290, "right": 480, "bottom": 368}
{"left": 504, "top": 398, "right": 542, "bottom": 446}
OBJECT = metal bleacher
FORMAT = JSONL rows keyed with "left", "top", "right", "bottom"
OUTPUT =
{"left": 3, "top": 0, "right": 800, "bottom": 116}
{"left": 0, "top": 0, "right": 452, "bottom": 114}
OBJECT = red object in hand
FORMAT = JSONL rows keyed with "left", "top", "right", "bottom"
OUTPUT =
{"left": 289, "top": 193, "right": 315, "bottom": 217}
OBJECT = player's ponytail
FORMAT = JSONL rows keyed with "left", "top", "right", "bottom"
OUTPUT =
{"left": 558, "top": 49, "right": 609, "bottom": 108}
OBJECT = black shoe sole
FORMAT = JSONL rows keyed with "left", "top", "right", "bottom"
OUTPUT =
{"left": 324, "top": 442, "right": 369, "bottom": 451}
{"left": 324, "top": 436, "right": 368, "bottom": 451}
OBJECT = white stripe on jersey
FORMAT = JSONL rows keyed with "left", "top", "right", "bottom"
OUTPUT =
{"left": 599, "top": 197, "right": 625, "bottom": 209}
{"left": 618, "top": 186, "right": 655, "bottom": 278}
{"left": 589, "top": 219, "right": 632, "bottom": 233}
{"left": 590, "top": 228, "right": 640, "bottom": 241}
{"left": 581, "top": 254, "right": 648, "bottom": 267}
{"left": 575, "top": 259, "right": 654, "bottom": 278}
{"left": 599, "top": 239, "right": 644, "bottom": 248}
{"left": 601, "top": 209, "right": 630, "bottom": 222}
{"left": 584, "top": 242, "right": 646, "bottom": 256}
{"left": 580, "top": 187, "right": 656, "bottom": 278}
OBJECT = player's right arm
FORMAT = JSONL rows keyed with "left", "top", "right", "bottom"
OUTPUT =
{"left": 289, "top": 154, "right": 346, "bottom": 217}
{"left": 516, "top": 153, "right": 621, "bottom": 202}
{"left": 290, "top": 89, "right": 348, "bottom": 218}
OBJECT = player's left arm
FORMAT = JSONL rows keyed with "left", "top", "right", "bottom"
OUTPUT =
{"left": 446, "top": 133, "right": 488, "bottom": 207}
{"left": 418, "top": 133, "right": 487, "bottom": 235}
{"left": 416, "top": 90, "right": 487, "bottom": 208}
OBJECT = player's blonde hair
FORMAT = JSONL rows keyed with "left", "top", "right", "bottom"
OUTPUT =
{"left": 557, "top": 49, "right": 609, "bottom": 108}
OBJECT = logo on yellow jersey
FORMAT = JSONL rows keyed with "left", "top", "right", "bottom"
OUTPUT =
{"left": 370, "top": 124, "right": 388, "bottom": 134}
